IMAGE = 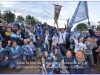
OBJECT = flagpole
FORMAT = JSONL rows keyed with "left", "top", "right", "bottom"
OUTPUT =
{"left": 54, "top": 21, "right": 55, "bottom": 28}
{"left": 86, "top": 1, "right": 90, "bottom": 28}
{"left": 86, "top": 1, "right": 89, "bottom": 22}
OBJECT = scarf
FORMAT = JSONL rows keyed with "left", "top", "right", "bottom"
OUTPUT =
{"left": 10, "top": 45, "right": 19, "bottom": 53}
{"left": 5, "top": 32, "right": 13, "bottom": 36}
{"left": 0, "top": 48, "right": 4, "bottom": 52}
{"left": 10, "top": 34, "right": 21, "bottom": 39}
{"left": 45, "top": 34, "right": 49, "bottom": 44}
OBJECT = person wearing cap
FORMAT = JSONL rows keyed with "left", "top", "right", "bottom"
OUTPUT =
{"left": 88, "top": 21, "right": 100, "bottom": 66}
{"left": 70, "top": 50, "right": 90, "bottom": 74}
{"left": 0, "top": 42, "right": 9, "bottom": 71}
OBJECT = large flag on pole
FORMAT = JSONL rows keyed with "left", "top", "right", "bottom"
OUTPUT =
{"left": 53, "top": 4, "right": 63, "bottom": 23}
{"left": 68, "top": 1, "right": 89, "bottom": 28}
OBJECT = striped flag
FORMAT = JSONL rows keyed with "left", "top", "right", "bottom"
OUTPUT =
{"left": 68, "top": 1, "right": 89, "bottom": 28}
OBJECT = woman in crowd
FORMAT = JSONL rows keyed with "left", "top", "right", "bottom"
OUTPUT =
{"left": 72, "top": 34, "right": 87, "bottom": 55}
{"left": 2, "top": 27, "right": 14, "bottom": 47}
{"left": 64, "top": 49, "right": 74, "bottom": 74}
{"left": 43, "top": 51, "right": 49, "bottom": 60}
{"left": 5, "top": 40, "right": 22, "bottom": 70}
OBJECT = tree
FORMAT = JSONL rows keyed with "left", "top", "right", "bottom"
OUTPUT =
{"left": 96, "top": 25, "right": 100, "bottom": 31}
{"left": 0, "top": 11, "right": 2, "bottom": 19}
{"left": 25, "top": 15, "right": 42, "bottom": 26}
{"left": 98, "top": 21, "right": 100, "bottom": 26}
{"left": 91, "top": 25, "right": 96, "bottom": 31}
{"left": 17, "top": 16, "right": 24, "bottom": 22}
{"left": 2, "top": 10, "right": 15, "bottom": 22}
{"left": 77, "top": 23, "right": 88, "bottom": 31}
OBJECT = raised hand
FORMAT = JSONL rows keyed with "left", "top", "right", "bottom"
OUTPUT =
{"left": 8, "top": 40, "right": 11, "bottom": 45}
{"left": 4, "top": 56, "right": 9, "bottom": 61}
{"left": 66, "top": 18, "right": 70, "bottom": 22}
{"left": 88, "top": 20, "right": 90, "bottom": 25}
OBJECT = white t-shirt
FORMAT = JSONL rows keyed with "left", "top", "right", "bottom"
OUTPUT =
{"left": 45, "top": 34, "right": 49, "bottom": 44}
{"left": 74, "top": 39, "right": 87, "bottom": 53}
{"left": 59, "top": 32, "right": 66, "bottom": 43}
{"left": 52, "top": 36, "right": 59, "bottom": 46}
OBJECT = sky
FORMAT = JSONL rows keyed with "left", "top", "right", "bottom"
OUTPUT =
{"left": 0, "top": 1, "right": 100, "bottom": 29}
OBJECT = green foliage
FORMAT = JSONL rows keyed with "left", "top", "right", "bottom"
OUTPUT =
{"left": 0, "top": 10, "right": 42, "bottom": 26}
{"left": 91, "top": 25, "right": 96, "bottom": 30}
{"left": 77, "top": 23, "right": 88, "bottom": 31}
{"left": 25, "top": 15, "right": 42, "bottom": 26}
{"left": 0, "top": 11, "right": 2, "bottom": 19}
{"left": 96, "top": 25, "right": 100, "bottom": 31}
{"left": 17, "top": 16, "right": 24, "bottom": 22}
{"left": 2, "top": 10, "right": 15, "bottom": 22}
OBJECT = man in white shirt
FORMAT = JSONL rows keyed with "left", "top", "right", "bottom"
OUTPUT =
{"left": 59, "top": 29, "right": 66, "bottom": 44}
{"left": 55, "top": 19, "right": 70, "bottom": 56}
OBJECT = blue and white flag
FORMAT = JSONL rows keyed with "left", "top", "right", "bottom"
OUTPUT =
{"left": 14, "top": 20, "right": 19, "bottom": 25}
{"left": 73, "top": 27, "right": 80, "bottom": 39}
{"left": 68, "top": 1, "right": 88, "bottom": 28}
{"left": 19, "top": 22, "right": 22, "bottom": 26}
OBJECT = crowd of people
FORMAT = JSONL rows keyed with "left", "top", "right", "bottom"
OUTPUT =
{"left": 0, "top": 19, "right": 100, "bottom": 74}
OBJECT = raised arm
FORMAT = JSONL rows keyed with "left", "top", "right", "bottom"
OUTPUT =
{"left": 72, "top": 34, "right": 76, "bottom": 41}
{"left": 88, "top": 21, "right": 95, "bottom": 37}
{"left": 55, "top": 21, "right": 60, "bottom": 32}
{"left": 65, "top": 18, "right": 70, "bottom": 32}
{"left": 55, "top": 21, "right": 59, "bottom": 29}
{"left": 88, "top": 20, "right": 91, "bottom": 29}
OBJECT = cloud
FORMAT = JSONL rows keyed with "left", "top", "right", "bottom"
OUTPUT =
{"left": 0, "top": 2, "right": 17, "bottom": 8}
{"left": 0, "top": 1, "right": 97, "bottom": 28}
